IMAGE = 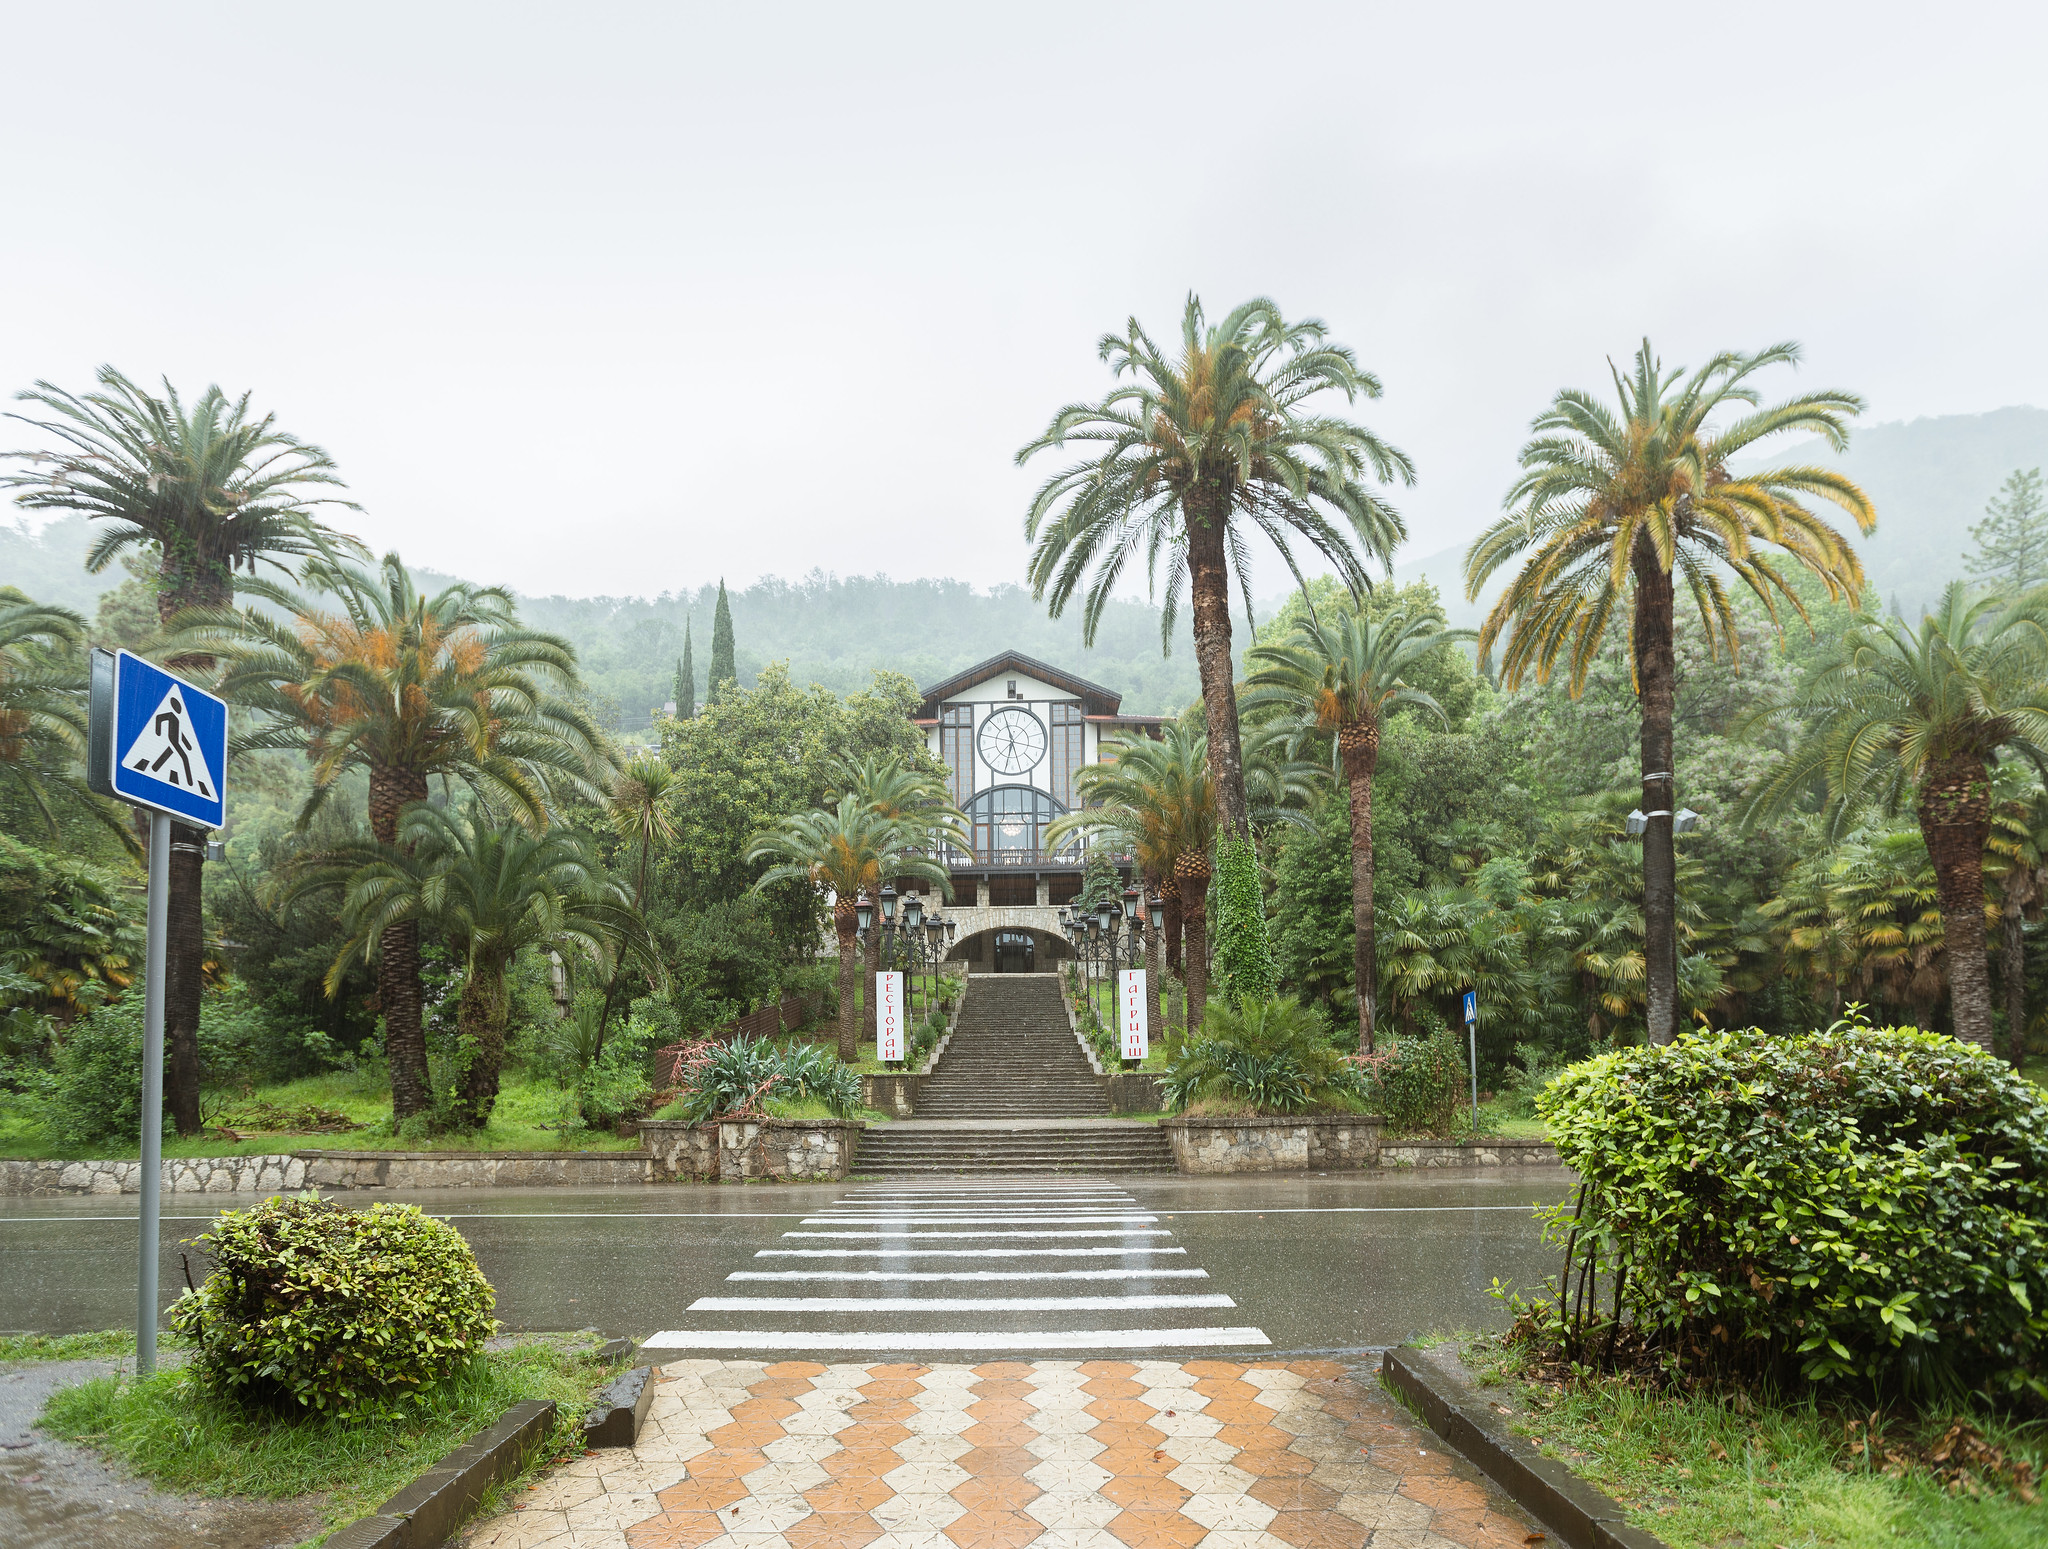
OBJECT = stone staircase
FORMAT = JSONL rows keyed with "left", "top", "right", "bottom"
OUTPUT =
{"left": 853, "top": 973, "right": 1175, "bottom": 1175}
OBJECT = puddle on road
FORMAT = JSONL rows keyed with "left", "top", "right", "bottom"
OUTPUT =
{"left": 0, "top": 1450, "right": 322, "bottom": 1549}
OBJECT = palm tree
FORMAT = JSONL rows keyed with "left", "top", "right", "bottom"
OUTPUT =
{"left": 174, "top": 550, "right": 611, "bottom": 1116}
{"left": 748, "top": 796, "right": 950, "bottom": 1061}
{"left": 0, "top": 589, "right": 98, "bottom": 836}
{"left": 4, "top": 368, "right": 363, "bottom": 1135}
{"left": 1467, "top": 339, "right": 1873, "bottom": 1044}
{"left": 322, "top": 805, "right": 657, "bottom": 1128}
{"left": 593, "top": 753, "right": 681, "bottom": 1055}
{"left": 1747, "top": 583, "right": 2048, "bottom": 1050}
{"left": 1988, "top": 768, "right": 2048, "bottom": 1069}
{"left": 1244, "top": 607, "right": 1473, "bottom": 1051}
{"left": 1019, "top": 295, "right": 1413, "bottom": 855}
{"left": 828, "top": 754, "right": 969, "bottom": 1006}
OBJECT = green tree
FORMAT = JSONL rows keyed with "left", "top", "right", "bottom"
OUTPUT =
{"left": 594, "top": 753, "right": 681, "bottom": 1055}
{"left": 676, "top": 615, "right": 696, "bottom": 718}
{"left": 1019, "top": 296, "right": 1413, "bottom": 989}
{"left": 828, "top": 753, "right": 968, "bottom": 1003}
{"left": 1748, "top": 582, "right": 2048, "bottom": 1050}
{"left": 1966, "top": 467, "right": 2048, "bottom": 592}
{"left": 178, "top": 551, "right": 610, "bottom": 1116}
{"left": 1467, "top": 339, "right": 1873, "bottom": 1045}
{"left": 323, "top": 805, "right": 656, "bottom": 1128}
{"left": 3, "top": 368, "right": 363, "bottom": 1135}
{"left": 747, "top": 796, "right": 948, "bottom": 1060}
{"left": 0, "top": 589, "right": 97, "bottom": 836}
{"left": 0, "top": 831, "right": 142, "bottom": 1024}
{"left": 1244, "top": 608, "right": 1472, "bottom": 1050}
{"left": 708, "top": 581, "right": 736, "bottom": 703}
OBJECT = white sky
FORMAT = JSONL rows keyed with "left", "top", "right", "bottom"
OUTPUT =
{"left": 4, "top": 1, "right": 2044, "bottom": 600}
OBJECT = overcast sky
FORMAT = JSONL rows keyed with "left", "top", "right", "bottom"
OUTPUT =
{"left": 4, "top": 1, "right": 2044, "bottom": 601}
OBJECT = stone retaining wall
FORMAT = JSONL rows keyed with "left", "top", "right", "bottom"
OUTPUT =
{"left": 1378, "top": 1139, "right": 1561, "bottom": 1168}
{"left": 1159, "top": 1115, "right": 1384, "bottom": 1173}
{"left": 298, "top": 1151, "right": 657, "bottom": 1189}
{"left": 637, "top": 1121, "right": 720, "bottom": 1180}
{"left": 716, "top": 1118, "right": 863, "bottom": 1180}
{"left": 0, "top": 1154, "right": 311, "bottom": 1196}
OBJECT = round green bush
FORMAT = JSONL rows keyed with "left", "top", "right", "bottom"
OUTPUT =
{"left": 1537, "top": 1023, "right": 2048, "bottom": 1401}
{"left": 1352, "top": 1028, "right": 1467, "bottom": 1137}
{"left": 169, "top": 1195, "right": 496, "bottom": 1420}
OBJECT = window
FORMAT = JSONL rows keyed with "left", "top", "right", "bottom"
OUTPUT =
{"left": 939, "top": 704, "right": 974, "bottom": 804}
{"left": 1049, "top": 702, "right": 1084, "bottom": 806}
{"left": 1047, "top": 873, "right": 1083, "bottom": 905}
{"left": 961, "top": 785, "right": 1071, "bottom": 863}
{"left": 988, "top": 876, "right": 1037, "bottom": 907}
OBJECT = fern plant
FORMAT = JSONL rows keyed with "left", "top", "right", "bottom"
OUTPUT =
{"left": 1162, "top": 996, "right": 1360, "bottom": 1114}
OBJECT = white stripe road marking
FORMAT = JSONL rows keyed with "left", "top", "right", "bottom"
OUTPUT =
{"left": 728, "top": 1268, "right": 1211, "bottom": 1282}
{"left": 758, "top": 1246, "right": 1186, "bottom": 1258}
{"left": 639, "top": 1327, "right": 1273, "bottom": 1351}
{"left": 0, "top": 1204, "right": 1554, "bottom": 1225}
{"left": 783, "top": 1230, "right": 1173, "bottom": 1240}
{"left": 802, "top": 1215, "right": 1159, "bottom": 1225}
{"left": 687, "top": 1294, "right": 1236, "bottom": 1312}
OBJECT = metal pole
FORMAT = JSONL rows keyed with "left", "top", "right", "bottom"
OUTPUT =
{"left": 1468, "top": 1015, "right": 1479, "bottom": 1136}
{"left": 138, "top": 813, "right": 170, "bottom": 1377}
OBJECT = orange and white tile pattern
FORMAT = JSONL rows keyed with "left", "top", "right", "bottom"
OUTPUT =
{"left": 462, "top": 1358, "right": 1539, "bottom": 1549}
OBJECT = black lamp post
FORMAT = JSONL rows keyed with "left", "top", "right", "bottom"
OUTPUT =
{"left": 855, "top": 893, "right": 874, "bottom": 935}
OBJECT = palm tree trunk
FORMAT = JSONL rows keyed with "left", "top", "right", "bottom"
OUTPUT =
{"left": 1185, "top": 486, "right": 1250, "bottom": 840}
{"left": 864, "top": 898, "right": 882, "bottom": 1053}
{"left": 1341, "top": 718, "right": 1381, "bottom": 1054}
{"left": 154, "top": 567, "right": 231, "bottom": 1139}
{"left": 1161, "top": 874, "right": 1183, "bottom": 975}
{"left": 1631, "top": 533, "right": 1680, "bottom": 1045}
{"left": 1920, "top": 757, "right": 1996, "bottom": 1050}
{"left": 370, "top": 765, "right": 433, "bottom": 1118}
{"left": 835, "top": 903, "right": 860, "bottom": 1062}
{"left": 453, "top": 960, "right": 509, "bottom": 1128}
{"left": 1177, "top": 853, "right": 1212, "bottom": 1035}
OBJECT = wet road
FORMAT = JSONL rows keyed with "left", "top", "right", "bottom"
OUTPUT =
{"left": 0, "top": 1170, "right": 1571, "bottom": 1353}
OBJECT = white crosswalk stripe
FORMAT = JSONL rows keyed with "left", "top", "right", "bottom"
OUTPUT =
{"left": 641, "top": 1177, "right": 1272, "bottom": 1356}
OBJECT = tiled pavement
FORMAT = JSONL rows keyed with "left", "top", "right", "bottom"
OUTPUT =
{"left": 461, "top": 1356, "right": 1542, "bottom": 1549}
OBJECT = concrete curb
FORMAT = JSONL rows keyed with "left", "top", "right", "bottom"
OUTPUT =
{"left": 1380, "top": 1347, "right": 1669, "bottom": 1549}
{"left": 582, "top": 1364, "right": 656, "bottom": 1448}
{"left": 322, "top": 1397, "right": 557, "bottom": 1549}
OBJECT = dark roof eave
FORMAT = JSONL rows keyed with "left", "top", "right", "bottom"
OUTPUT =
{"left": 915, "top": 650, "right": 1125, "bottom": 718}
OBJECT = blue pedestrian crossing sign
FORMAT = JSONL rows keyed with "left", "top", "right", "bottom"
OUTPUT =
{"left": 90, "top": 649, "right": 227, "bottom": 828}
{"left": 1463, "top": 990, "right": 1478, "bottom": 1025}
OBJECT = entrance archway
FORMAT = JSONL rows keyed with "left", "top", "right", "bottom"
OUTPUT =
{"left": 993, "top": 930, "right": 1036, "bottom": 973}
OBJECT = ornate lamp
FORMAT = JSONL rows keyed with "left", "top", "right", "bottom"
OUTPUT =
{"left": 880, "top": 884, "right": 898, "bottom": 924}
{"left": 1148, "top": 895, "right": 1166, "bottom": 931}
{"left": 904, "top": 892, "right": 924, "bottom": 930}
{"left": 1094, "top": 898, "right": 1115, "bottom": 935}
{"left": 855, "top": 894, "right": 874, "bottom": 934}
{"left": 1122, "top": 885, "right": 1142, "bottom": 926}
{"left": 944, "top": 917, "right": 957, "bottom": 947}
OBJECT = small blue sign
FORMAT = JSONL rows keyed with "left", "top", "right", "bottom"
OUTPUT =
{"left": 108, "top": 651, "right": 227, "bottom": 828}
{"left": 1462, "top": 990, "right": 1478, "bottom": 1025}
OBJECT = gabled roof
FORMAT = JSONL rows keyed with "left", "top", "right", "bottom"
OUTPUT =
{"left": 916, "top": 650, "right": 1125, "bottom": 719}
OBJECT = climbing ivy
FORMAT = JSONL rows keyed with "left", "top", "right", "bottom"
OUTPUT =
{"left": 1211, "top": 831, "right": 1277, "bottom": 1006}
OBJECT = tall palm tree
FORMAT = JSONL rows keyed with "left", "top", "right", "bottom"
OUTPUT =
{"left": 1243, "top": 607, "right": 1473, "bottom": 1050}
{"left": 322, "top": 805, "right": 657, "bottom": 1128}
{"left": 593, "top": 753, "right": 682, "bottom": 1055}
{"left": 4, "top": 368, "right": 363, "bottom": 1135}
{"left": 174, "top": 550, "right": 611, "bottom": 1116}
{"left": 0, "top": 588, "right": 101, "bottom": 837}
{"left": 1747, "top": 583, "right": 2048, "bottom": 1050}
{"left": 1467, "top": 339, "right": 1873, "bottom": 1044}
{"left": 1019, "top": 295, "right": 1413, "bottom": 853}
{"left": 828, "top": 754, "right": 969, "bottom": 1000}
{"left": 748, "top": 796, "right": 950, "bottom": 1061}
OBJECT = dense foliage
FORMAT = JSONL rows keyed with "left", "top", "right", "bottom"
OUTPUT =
{"left": 1352, "top": 1028, "right": 1467, "bottom": 1137}
{"left": 1532, "top": 1024, "right": 2048, "bottom": 1400}
{"left": 1162, "top": 996, "right": 1360, "bottom": 1114}
{"left": 170, "top": 1196, "right": 497, "bottom": 1420}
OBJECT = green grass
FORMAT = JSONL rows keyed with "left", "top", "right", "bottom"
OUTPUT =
{"left": 0, "top": 1329, "right": 190, "bottom": 1363}
{"left": 39, "top": 1338, "right": 609, "bottom": 1533}
{"left": 1451, "top": 1334, "right": 2046, "bottom": 1548}
{"left": 0, "top": 1071, "right": 642, "bottom": 1160}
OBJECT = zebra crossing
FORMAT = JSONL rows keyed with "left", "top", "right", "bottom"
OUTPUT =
{"left": 642, "top": 1178, "right": 1272, "bottom": 1357}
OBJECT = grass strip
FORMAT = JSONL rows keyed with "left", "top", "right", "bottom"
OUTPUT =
{"left": 1452, "top": 1333, "right": 2044, "bottom": 1549}
{"left": 38, "top": 1337, "right": 607, "bottom": 1533}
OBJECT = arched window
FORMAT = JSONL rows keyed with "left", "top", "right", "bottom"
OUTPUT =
{"left": 960, "top": 785, "right": 1075, "bottom": 864}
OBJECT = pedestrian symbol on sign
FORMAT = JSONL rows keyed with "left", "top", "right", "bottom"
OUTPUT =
{"left": 124, "top": 682, "right": 217, "bottom": 798}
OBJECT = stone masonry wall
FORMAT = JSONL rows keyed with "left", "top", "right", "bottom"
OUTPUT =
{"left": 716, "top": 1118, "right": 863, "bottom": 1181}
{"left": 1160, "top": 1116, "right": 1384, "bottom": 1174}
{"left": 638, "top": 1121, "right": 720, "bottom": 1180}
{"left": 0, "top": 1155, "right": 310, "bottom": 1196}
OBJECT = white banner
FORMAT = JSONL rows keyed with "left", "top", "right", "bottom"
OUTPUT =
{"left": 1119, "top": 969, "right": 1148, "bottom": 1061}
{"left": 876, "top": 971, "right": 905, "bottom": 1061}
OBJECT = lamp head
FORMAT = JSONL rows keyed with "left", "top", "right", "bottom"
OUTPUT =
{"left": 1094, "top": 898, "right": 1114, "bottom": 932}
{"left": 1122, "top": 885, "right": 1141, "bottom": 922}
{"left": 904, "top": 893, "right": 924, "bottom": 929}
{"left": 945, "top": 918, "right": 957, "bottom": 944}
{"left": 1625, "top": 809, "right": 1647, "bottom": 837}
{"left": 880, "top": 884, "right": 897, "bottom": 922}
{"left": 855, "top": 894, "right": 874, "bottom": 933}
{"left": 1674, "top": 807, "right": 1701, "bottom": 835}
{"left": 1148, "top": 895, "right": 1165, "bottom": 931}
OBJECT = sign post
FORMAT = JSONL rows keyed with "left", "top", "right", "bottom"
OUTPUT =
{"left": 1119, "top": 968, "right": 1148, "bottom": 1064}
{"left": 875, "top": 971, "right": 905, "bottom": 1064}
{"left": 1462, "top": 990, "right": 1479, "bottom": 1136}
{"left": 88, "top": 649, "right": 227, "bottom": 1378}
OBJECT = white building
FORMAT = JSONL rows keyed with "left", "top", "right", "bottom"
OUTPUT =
{"left": 907, "top": 651, "right": 1164, "bottom": 972}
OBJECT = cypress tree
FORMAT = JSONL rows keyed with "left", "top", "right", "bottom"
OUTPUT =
{"left": 675, "top": 617, "right": 696, "bottom": 718}
{"left": 709, "top": 580, "right": 736, "bottom": 702}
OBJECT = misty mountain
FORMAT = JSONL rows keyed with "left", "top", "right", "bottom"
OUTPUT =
{"left": 1389, "top": 405, "right": 2048, "bottom": 627}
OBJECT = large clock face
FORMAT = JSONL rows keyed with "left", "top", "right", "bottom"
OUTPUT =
{"left": 978, "top": 707, "right": 1047, "bottom": 776}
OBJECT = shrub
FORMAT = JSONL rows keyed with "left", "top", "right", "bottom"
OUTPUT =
{"left": 1163, "top": 996, "right": 1360, "bottom": 1114}
{"left": 169, "top": 1195, "right": 496, "bottom": 1420}
{"left": 1532, "top": 1022, "right": 2048, "bottom": 1400}
{"left": 775, "top": 1040, "right": 864, "bottom": 1116}
{"left": 1352, "top": 1028, "right": 1467, "bottom": 1137}
{"left": 45, "top": 998, "right": 149, "bottom": 1148}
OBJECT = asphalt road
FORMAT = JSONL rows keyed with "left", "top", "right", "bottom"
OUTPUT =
{"left": 0, "top": 1169, "right": 1571, "bottom": 1354}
